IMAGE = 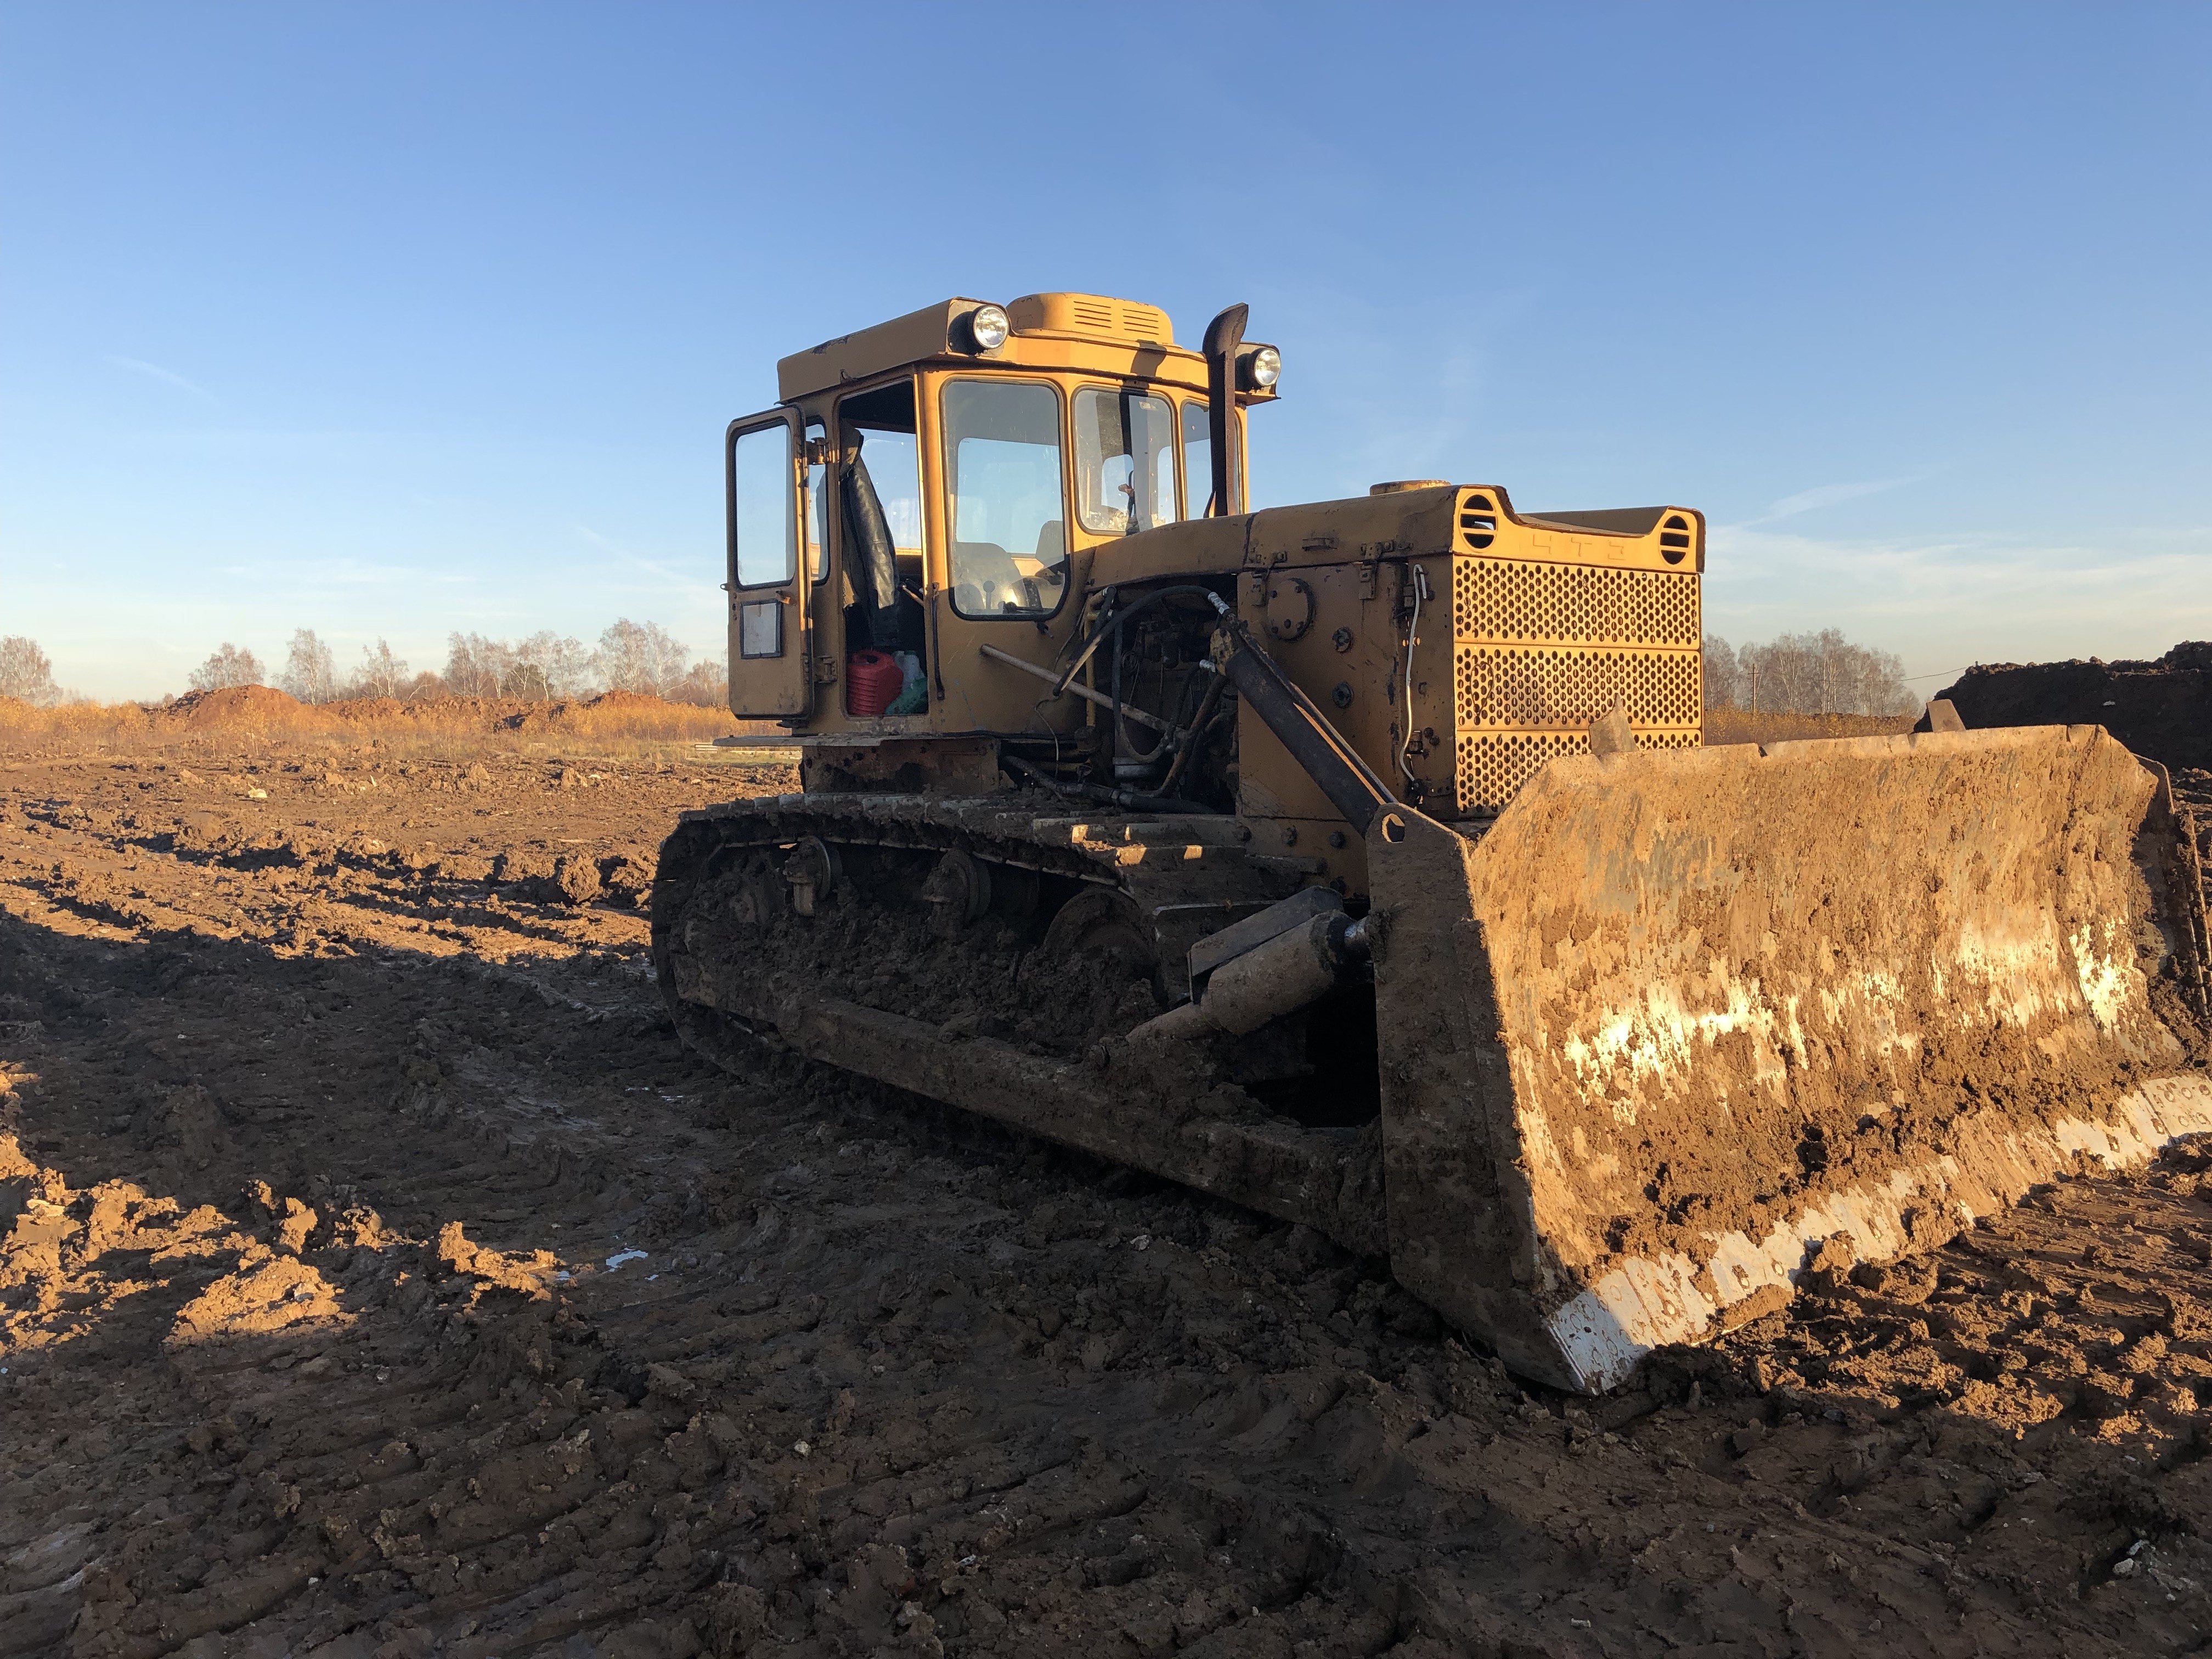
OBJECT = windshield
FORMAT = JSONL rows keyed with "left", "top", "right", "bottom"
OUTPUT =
{"left": 1073, "top": 387, "right": 1176, "bottom": 535}
{"left": 941, "top": 379, "right": 1068, "bottom": 618}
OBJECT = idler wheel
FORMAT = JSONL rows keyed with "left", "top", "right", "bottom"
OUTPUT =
{"left": 781, "top": 837, "right": 842, "bottom": 917}
{"left": 1034, "top": 889, "right": 1163, "bottom": 1007}
{"left": 922, "top": 849, "right": 992, "bottom": 937}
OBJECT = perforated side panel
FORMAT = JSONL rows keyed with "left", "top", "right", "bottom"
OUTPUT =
{"left": 1452, "top": 558, "right": 1699, "bottom": 647}
{"left": 1447, "top": 556, "right": 1702, "bottom": 814}
{"left": 1454, "top": 647, "right": 1701, "bottom": 730}
{"left": 1454, "top": 729, "right": 1702, "bottom": 813}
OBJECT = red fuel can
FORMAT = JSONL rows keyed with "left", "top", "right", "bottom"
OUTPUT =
{"left": 846, "top": 650, "right": 904, "bottom": 716}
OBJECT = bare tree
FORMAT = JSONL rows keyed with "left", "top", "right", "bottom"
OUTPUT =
{"left": 189, "top": 643, "right": 264, "bottom": 692}
{"left": 279, "top": 629, "right": 338, "bottom": 703}
{"left": 1703, "top": 629, "right": 1915, "bottom": 716}
{"left": 1700, "top": 634, "right": 1742, "bottom": 712}
{"left": 351, "top": 639, "right": 410, "bottom": 699}
{"left": 0, "top": 636, "right": 61, "bottom": 706}
{"left": 515, "top": 631, "right": 596, "bottom": 701}
{"left": 443, "top": 633, "right": 521, "bottom": 698}
{"left": 667, "top": 655, "right": 729, "bottom": 707}
{"left": 596, "top": 619, "right": 689, "bottom": 697}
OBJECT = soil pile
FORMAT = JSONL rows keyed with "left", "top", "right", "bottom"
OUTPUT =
{"left": 2, "top": 746, "right": 2209, "bottom": 1656}
{"left": 159, "top": 687, "right": 312, "bottom": 731}
{"left": 1938, "top": 642, "right": 2212, "bottom": 773}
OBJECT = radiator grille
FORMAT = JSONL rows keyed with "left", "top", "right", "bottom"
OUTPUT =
{"left": 1453, "top": 646, "right": 1702, "bottom": 731}
{"left": 1455, "top": 729, "right": 1701, "bottom": 814}
{"left": 1444, "top": 551, "right": 1702, "bottom": 815}
{"left": 1452, "top": 557, "right": 1699, "bottom": 647}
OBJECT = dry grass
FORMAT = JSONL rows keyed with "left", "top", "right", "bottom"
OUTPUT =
{"left": 1702, "top": 708, "right": 1918, "bottom": 748}
{"left": 0, "top": 686, "right": 772, "bottom": 761}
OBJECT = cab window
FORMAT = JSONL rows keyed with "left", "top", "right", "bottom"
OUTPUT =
{"left": 941, "top": 379, "right": 1069, "bottom": 618}
{"left": 1180, "top": 399, "right": 1214, "bottom": 517}
{"left": 1073, "top": 387, "right": 1176, "bottom": 535}
{"left": 804, "top": 420, "right": 827, "bottom": 582}
{"left": 730, "top": 422, "right": 796, "bottom": 587}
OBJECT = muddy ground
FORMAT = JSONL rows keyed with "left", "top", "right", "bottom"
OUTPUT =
{"left": 2, "top": 743, "right": 2210, "bottom": 1659}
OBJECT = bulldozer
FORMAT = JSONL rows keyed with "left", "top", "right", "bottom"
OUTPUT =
{"left": 652, "top": 292, "right": 2212, "bottom": 1393}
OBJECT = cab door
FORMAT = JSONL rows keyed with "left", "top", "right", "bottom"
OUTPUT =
{"left": 725, "top": 409, "right": 810, "bottom": 719}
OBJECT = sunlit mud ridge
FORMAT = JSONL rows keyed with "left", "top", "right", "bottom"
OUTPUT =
{"left": 2, "top": 746, "right": 2210, "bottom": 1657}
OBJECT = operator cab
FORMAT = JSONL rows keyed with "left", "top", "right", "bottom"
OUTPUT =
{"left": 721, "top": 294, "right": 1279, "bottom": 735}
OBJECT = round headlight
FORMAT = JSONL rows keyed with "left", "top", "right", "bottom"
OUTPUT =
{"left": 968, "top": 304, "right": 1010, "bottom": 352}
{"left": 1248, "top": 345, "right": 1281, "bottom": 388}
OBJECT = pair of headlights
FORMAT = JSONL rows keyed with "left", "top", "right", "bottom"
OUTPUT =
{"left": 957, "top": 304, "right": 1282, "bottom": 391}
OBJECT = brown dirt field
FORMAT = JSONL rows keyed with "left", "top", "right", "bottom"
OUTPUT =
{"left": 3, "top": 741, "right": 2210, "bottom": 1658}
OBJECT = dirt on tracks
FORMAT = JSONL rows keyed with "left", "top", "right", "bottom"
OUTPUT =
{"left": 2, "top": 745, "right": 2210, "bottom": 1658}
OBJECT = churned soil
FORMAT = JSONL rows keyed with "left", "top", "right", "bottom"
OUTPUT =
{"left": 3, "top": 744, "right": 2211, "bottom": 1658}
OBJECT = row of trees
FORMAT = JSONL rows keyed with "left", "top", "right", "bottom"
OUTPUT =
{"left": 182, "top": 620, "right": 729, "bottom": 707}
{"left": 1701, "top": 629, "right": 1920, "bottom": 716}
{"left": 12, "top": 624, "right": 1920, "bottom": 718}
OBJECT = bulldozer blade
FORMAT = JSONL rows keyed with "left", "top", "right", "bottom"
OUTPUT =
{"left": 1367, "top": 725, "right": 2212, "bottom": 1393}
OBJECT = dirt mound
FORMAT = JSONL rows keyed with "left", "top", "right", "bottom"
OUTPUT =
{"left": 2, "top": 689, "right": 752, "bottom": 751}
{"left": 1938, "top": 641, "right": 2212, "bottom": 772}
{"left": 326, "top": 691, "right": 740, "bottom": 740}
{"left": 156, "top": 684, "right": 308, "bottom": 730}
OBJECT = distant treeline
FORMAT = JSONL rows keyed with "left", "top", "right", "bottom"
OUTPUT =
{"left": 1701, "top": 629, "right": 1920, "bottom": 717}
{"left": 0, "top": 622, "right": 730, "bottom": 710}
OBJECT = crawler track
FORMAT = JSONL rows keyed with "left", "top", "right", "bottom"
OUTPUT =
{"left": 650, "top": 792, "right": 1387, "bottom": 1251}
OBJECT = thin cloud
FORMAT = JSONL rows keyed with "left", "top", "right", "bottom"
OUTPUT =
{"left": 105, "top": 355, "right": 220, "bottom": 403}
{"left": 573, "top": 523, "right": 718, "bottom": 595}
{"left": 1751, "top": 476, "right": 1915, "bottom": 524}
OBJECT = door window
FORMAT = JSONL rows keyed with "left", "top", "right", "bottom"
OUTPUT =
{"left": 1073, "top": 387, "right": 1177, "bottom": 535}
{"left": 730, "top": 422, "right": 797, "bottom": 587}
{"left": 942, "top": 380, "right": 1069, "bottom": 618}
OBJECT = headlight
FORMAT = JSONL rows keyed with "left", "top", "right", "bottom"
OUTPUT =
{"left": 1237, "top": 343, "right": 1281, "bottom": 391}
{"left": 965, "top": 304, "right": 1010, "bottom": 352}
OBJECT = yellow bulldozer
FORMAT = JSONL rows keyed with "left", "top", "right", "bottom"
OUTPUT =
{"left": 652, "top": 293, "right": 2212, "bottom": 1392}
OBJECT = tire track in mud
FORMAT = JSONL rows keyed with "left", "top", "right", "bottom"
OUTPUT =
{"left": 3, "top": 748, "right": 2211, "bottom": 1657}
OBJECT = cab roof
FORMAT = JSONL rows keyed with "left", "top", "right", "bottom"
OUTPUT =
{"left": 776, "top": 292, "right": 1192, "bottom": 402}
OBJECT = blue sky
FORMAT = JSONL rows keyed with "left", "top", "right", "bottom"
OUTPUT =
{"left": 3, "top": 3, "right": 2207, "bottom": 701}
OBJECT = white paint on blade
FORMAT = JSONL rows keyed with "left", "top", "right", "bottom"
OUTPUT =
{"left": 1543, "top": 1073, "right": 2212, "bottom": 1393}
